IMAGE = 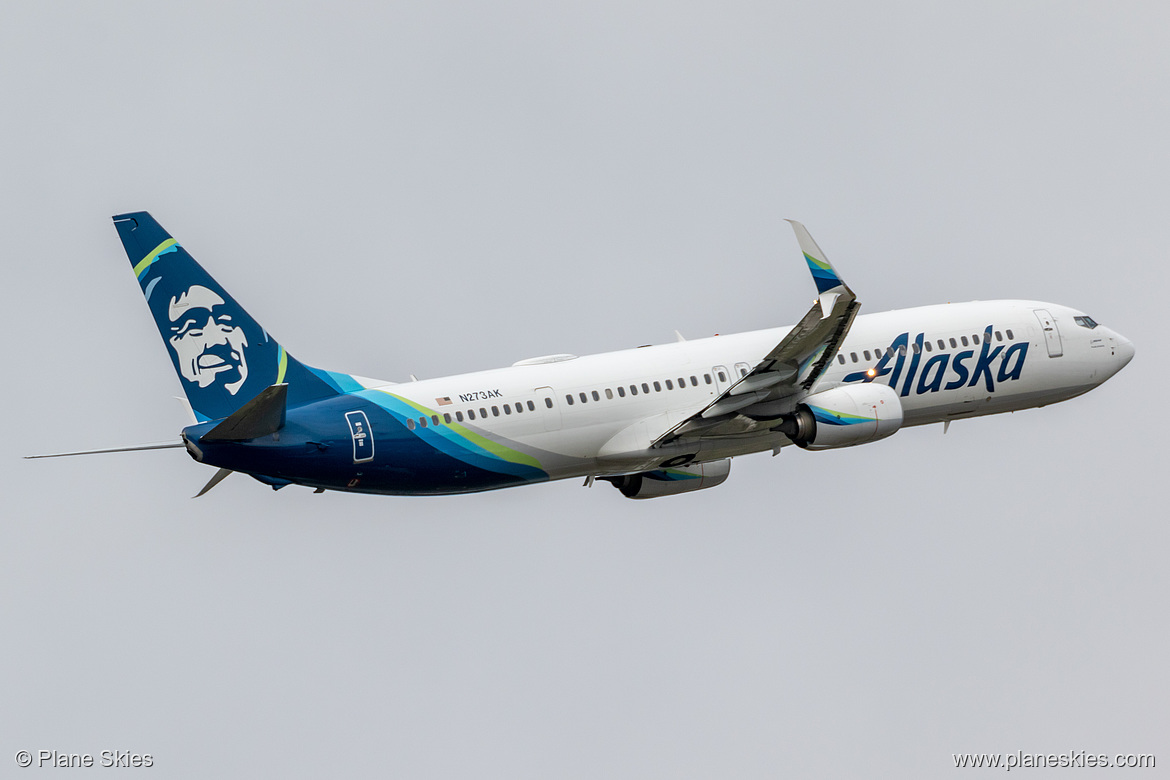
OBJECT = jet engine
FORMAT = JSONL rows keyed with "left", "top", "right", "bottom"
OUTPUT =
{"left": 776, "top": 384, "right": 903, "bottom": 450}
{"left": 604, "top": 459, "right": 731, "bottom": 499}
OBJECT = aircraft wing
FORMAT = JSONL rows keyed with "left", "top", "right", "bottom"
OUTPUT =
{"left": 652, "top": 220, "right": 859, "bottom": 447}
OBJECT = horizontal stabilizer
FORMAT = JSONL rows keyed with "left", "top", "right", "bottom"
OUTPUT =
{"left": 194, "top": 467, "right": 234, "bottom": 498}
{"left": 25, "top": 441, "right": 185, "bottom": 459}
{"left": 201, "top": 384, "right": 288, "bottom": 442}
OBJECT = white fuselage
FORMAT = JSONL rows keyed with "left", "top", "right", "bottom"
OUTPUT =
{"left": 350, "top": 300, "right": 1132, "bottom": 483}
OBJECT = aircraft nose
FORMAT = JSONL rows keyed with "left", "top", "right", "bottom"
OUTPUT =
{"left": 1115, "top": 334, "right": 1135, "bottom": 368}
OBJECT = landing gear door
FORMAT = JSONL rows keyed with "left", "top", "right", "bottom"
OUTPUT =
{"left": 1033, "top": 309, "right": 1063, "bottom": 358}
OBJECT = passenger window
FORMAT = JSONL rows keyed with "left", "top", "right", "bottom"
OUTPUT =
{"left": 938, "top": 340, "right": 946, "bottom": 350}
{"left": 545, "top": 398, "right": 553, "bottom": 409}
{"left": 591, "top": 390, "right": 599, "bottom": 401}
{"left": 924, "top": 341, "right": 932, "bottom": 353}
{"left": 480, "top": 407, "right": 487, "bottom": 418}
{"left": 468, "top": 409, "right": 476, "bottom": 420}
{"left": 851, "top": 352, "right": 858, "bottom": 362}
{"left": 898, "top": 346, "right": 906, "bottom": 356}
{"left": 838, "top": 354, "right": 845, "bottom": 364}
{"left": 504, "top": 405, "right": 511, "bottom": 415}
{"left": 605, "top": 389, "right": 613, "bottom": 400}
{"left": 419, "top": 417, "right": 427, "bottom": 428}
{"left": 527, "top": 400, "right": 535, "bottom": 411}
{"left": 631, "top": 385, "right": 639, "bottom": 396}
{"left": 982, "top": 332, "right": 990, "bottom": 344}
{"left": 665, "top": 379, "right": 674, "bottom": 390}
{"left": 443, "top": 413, "right": 452, "bottom": 423}
{"left": 579, "top": 392, "right": 587, "bottom": 403}
{"left": 653, "top": 381, "right": 661, "bottom": 392}
{"left": 690, "top": 376, "right": 698, "bottom": 386}
{"left": 911, "top": 343, "right": 920, "bottom": 354}
{"left": 432, "top": 415, "right": 440, "bottom": 426}
{"left": 739, "top": 367, "right": 748, "bottom": 377}
{"left": 678, "top": 377, "right": 686, "bottom": 387}
{"left": 407, "top": 418, "right": 415, "bottom": 430}
{"left": 642, "top": 383, "right": 650, "bottom": 393}
{"left": 491, "top": 406, "right": 499, "bottom": 417}
{"left": 1006, "top": 329, "right": 1014, "bottom": 339}
{"left": 886, "top": 347, "right": 894, "bottom": 357}
{"left": 863, "top": 350, "right": 871, "bottom": 360}
{"left": 565, "top": 394, "right": 573, "bottom": 405}
{"left": 456, "top": 411, "right": 464, "bottom": 422}
{"left": 961, "top": 336, "right": 969, "bottom": 346}
{"left": 704, "top": 374, "right": 712, "bottom": 384}
{"left": 716, "top": 372, "right": 726, "bottom": 383}
{"left": 949, "top": 338, "right": 957, "bottom": 348}
{"left": 995, "top": 331, "right": 1003, "bottom": 341}
{"left": 616, "top": 386, "right": 625, "bottom": 398}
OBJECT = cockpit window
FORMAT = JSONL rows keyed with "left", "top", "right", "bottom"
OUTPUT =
{"left": 1074, "top": 315, "right": 1099, "bottom": 329}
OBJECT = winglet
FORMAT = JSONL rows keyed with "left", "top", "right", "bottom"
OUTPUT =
{"left": 818, "top": 291, "right": 840, "bottom": 320}
{"left": 786, "top": 219, "right": 850, "bottom": 296}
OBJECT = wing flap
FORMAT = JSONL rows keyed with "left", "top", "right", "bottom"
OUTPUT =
{"left": 651, "top": 220, "right": 858, "bottom": 448}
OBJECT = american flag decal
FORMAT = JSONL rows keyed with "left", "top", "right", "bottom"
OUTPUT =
{"left": 436, "top": 396, "right": 452, "bottom": 406}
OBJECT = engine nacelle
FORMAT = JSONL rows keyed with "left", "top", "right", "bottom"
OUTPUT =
{"left": 777, "top": 384, "right": 903, "bottom": 450}
{"left": 604, "top": 459, "right": 731, "bottom": 499}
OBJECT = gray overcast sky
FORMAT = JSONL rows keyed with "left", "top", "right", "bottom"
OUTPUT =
{"left": 3, "top": 2, "right": 1167, "bottom": 777}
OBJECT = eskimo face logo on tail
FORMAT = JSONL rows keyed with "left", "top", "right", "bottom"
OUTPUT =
{"left": 167, "top": 285, "right": 250, "bottom": 395}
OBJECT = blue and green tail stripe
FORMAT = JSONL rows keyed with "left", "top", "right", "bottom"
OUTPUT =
{"left": 133, "top": 238, "right": 180, "bottom": 280}
{"left": 113, "top": 211, "right": 359, "bottom": 423}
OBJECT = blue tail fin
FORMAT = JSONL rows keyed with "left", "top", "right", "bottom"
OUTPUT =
{"left": 113, "top": 211, "right": 349, "bottom": 422}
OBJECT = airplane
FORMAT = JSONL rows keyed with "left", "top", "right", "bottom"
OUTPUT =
{"left": 27, "top": 212, "right": 1134, "bottom": 499}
